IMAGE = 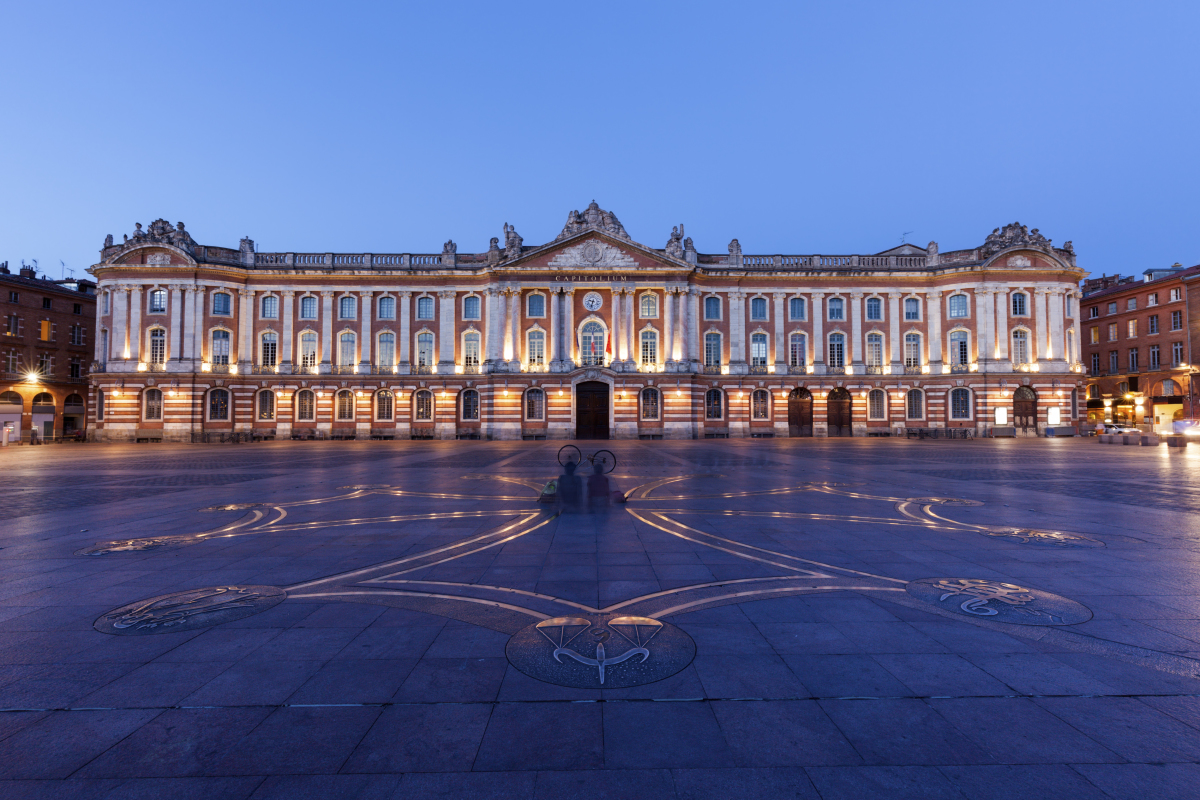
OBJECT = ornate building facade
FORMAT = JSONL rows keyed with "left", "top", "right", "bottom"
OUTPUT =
{"left": 86, "top": 206, "right": 1086, "bottom": 442}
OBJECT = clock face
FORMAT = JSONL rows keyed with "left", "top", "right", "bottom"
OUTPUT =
{"left": 583, "top": 292, "right": 603, "bottom": 312}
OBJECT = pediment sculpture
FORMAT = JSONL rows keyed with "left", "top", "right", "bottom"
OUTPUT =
{"left": 555, "top": 201, "right": 631, "bottom": 242}
{"left": 980, "top": 222, "right": 1054, "bottom": 257}
{"left": 114, "top": 219, "right": 196, "bottom": 253}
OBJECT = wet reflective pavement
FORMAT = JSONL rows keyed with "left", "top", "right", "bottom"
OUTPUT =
{"left": 2, "top": 438, "right": 1200, "bottom": 798}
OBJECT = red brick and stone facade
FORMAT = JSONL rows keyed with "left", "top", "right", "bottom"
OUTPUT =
{"left": 86, "top": 209, "right": 1086, "bottom": 442}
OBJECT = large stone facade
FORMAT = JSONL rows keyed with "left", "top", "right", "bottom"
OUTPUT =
{"left": 87, "top": 206, "right": 1086, "bottom": 442}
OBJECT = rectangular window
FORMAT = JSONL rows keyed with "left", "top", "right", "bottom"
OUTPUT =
{"left": 149, "top": 330, "right": 165, "bottom": 363}
{"left": 1129, "top": 348, "right": 1139, "bottom": 372}
{"left": 212, "top": 293, "right": 231, "bottom": 315}
{"left": 1089, "top": 306, "right": 1098, "bottom": 319}
{"left": 705, "top": 296, "right": 721, "bottom": 320}
{"left": 261, "top": 296, "right": 278, "bottom": 319}
{"left": 949, "top": 332, "right": 969, "bottom": 365}
{"left": 378, "top": 333, "right": 395, "bottom": 366}
{"left": 5, "top": 351, "right": 18, "bottom": 371}
{"left": 704, "top": 333, "right": 721, "bottom": 366}
{"left": 42, "top": 298, "right": 51, "bottom": 310}
{"left": 1171, "top": 288, "right": 1182, "bottom": 301}
{"left": 417, "top": 296, "right": 434, "bottom": 320}
{"left": 867, "top": 297, "right": 883, "bottom": 320}
{"left": 378, "top": 296, "right": 396, "bottom": 320}
{"left": 1171, "top": 310, "right": 1183, "bottom": 331}
{"left": 39, "top": 320, "right": 50, "bottom": 341}
{"left": 640, "top": 331, "right": 657, "bottom": 366}
{"left": 69, "top": 325, "right": 83, "bottom": 345}
{"left": 866, "top": 335, "right": 883, "bottom": 367}
{"left": 300, "top": 296, "right": 317, "bottom": 319}
{"left": 789, "top": 297, "right": 805, "bottom": 320}
{"left": 789, "top": 334, "right": 806, "bottom": 367}
{"left": 4, "top": 314, "right": 17, "bottom": 335}
{"left": 1090, "top": 353, "right": 1099, "bottom": 374}
{"left": 7, "top": 291, "right": 17, "bottom": 303}
{"left": 750, "top": 333, "right": 767, "bottom": 367}
{"left": 828, "top": 336, "right": 845, "bottom": 368}
{"left": 462, "top": 296, "right": 480, "bottom": 320}
{"left": 148, "top": 291, "right": 166, "bottom": 313}
{"left": 73, "top": 303, "right": 82, "bottom": 315}
{"left": 261, "top": 335, "right": 277, "bottom": 367}
{"left": 300, "top": 334, "right": 318, "bottom": 367}
{"left": 69, "top": 360, "right": 81, "bottom": 378}
{"left": 1127, "top": 320, "right": 1137, "bottom": 338}
{"left": 339, "top": 296, "right": 356, "bottom": 319}
{"left": 1173, "top": 341, "right": 1184, "bottom": 365}
{"left": 1107, "top": 302, "right": 1117, "bottom": 314}
{"left": 1012, "top": 294, "right": 1028, "bottom": 316}
{"left": 904, "top": 336, "right": 921, "bottom": 367}
{"left": 1148, "top": 293, "right": 1158, "bottom": 306}
{"left": 211, "top": 330, "right": 230, "bottom": 364}
{"left": 1109, "top": 350, "right": 1119, "bottom": 373}
{"left": 827, "top": 298, "right": 844, "bottom": 320}
{"left": 947, "top": 295, "right": 967, "bottom": 319}
{"left": 339, "top": 335, "right": 356, "bottom": 366}
{"left": 904, "top": 298, "right": 920, "bottom": 320}
{"left": 750, "top": 297, "right": 767, "bottom": 320}
{"left": 417, "top": 333, "right": 434, "bottom": 366}
{"left": 462, "top": 334, "right": 480, "bottom": 367}
{"left": 1127, "top": 298, "right": 1137, "bottom": 311}
{"left": 1150, "top": 344, "right": 1160, "bottom": 369}
{"left": 1108, "top": 323, "right": 1117, "bottom": 342}
{"left": 1090, "top": 327, "right": 1099, "bottom": 344}
{"left": 527, "top": 294, "right": 545, "bottom": 318}
{"left": 868, "top": 391, "right": 884, "bottom": 420}
{"left": 1149, "top": 315, "right": 1159, "bottom": 334}
{"left": 529, "top": 331, "right": 546, "bottom": 367}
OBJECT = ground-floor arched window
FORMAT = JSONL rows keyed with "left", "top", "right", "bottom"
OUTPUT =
{"left": 415, "top": 389, "right": 433, "bottom": 421}
{"left": 144, "top": 388, "right": 163, "bottom": 421}
{"left": 336, "top": 389, "right": 355, "bottom": 420}
{"left": 705, "top": 388, "right": 723, "bottom": 419}
{"left": 376, "top": 390, "right": 393, "bottom": 421}
{"left": 641, "top": 387, "right": 660, "bottom": 420}
{"left": 258, "top": 390, "right": 275, "bottom": 420}
{"left": 526, "top": 388, "right": 545, "bottom": 420}
{"left": 209, "top": 389, "right": 230, "bottom": 420}
{"left": 868, "top": 388, "right": 886, "bottom": 420}
{"left": 461, "top": 389, "right": 480, "bottom": 421}
{"left": 296, "top": 389, "right": 315, "bottom": 421}
{"left": 950, "top": 387, "right": 971, "bottom": 419}
{"left": 751, "top": 389, "right": 769, "bottom": 419}
{"left": 906, "top": 389, "right": 923, "bottom": 419}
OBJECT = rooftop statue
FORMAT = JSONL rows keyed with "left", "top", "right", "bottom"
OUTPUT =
{"left": 555, "top": 201, "right": 631, "bottom": 241}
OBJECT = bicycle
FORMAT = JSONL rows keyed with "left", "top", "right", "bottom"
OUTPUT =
{"left": 557, "top": 444, "right": 617, "bottom": 474}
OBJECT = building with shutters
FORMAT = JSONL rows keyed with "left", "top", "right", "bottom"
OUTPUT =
{"left": 0, "top": 262, "right": 97, "bottom": 442}
{"left": 86, "top": 208, "right": 1085, "bottom": 442}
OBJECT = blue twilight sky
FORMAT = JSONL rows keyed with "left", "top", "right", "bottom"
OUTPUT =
{"left": 1, "top": 1, "right": 1198, "bottom": 280}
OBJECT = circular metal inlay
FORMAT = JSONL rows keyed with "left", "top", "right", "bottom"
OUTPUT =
{"left": 95, "top": 585, "right": 287, "bottom": 635}
{"left": 906, "top": 578, "right": 1091, "bottom": 626}
{"left": 76, "top": 537, "right": 179, "bottom": 556}
{"left": 981, "top": 527, "right": 1104, "bottom": 548}
{"left": 582, "top": 243, "right": 601, "bottom": 264}
{"left": 506, "top": 614, "right": 695, "bottom": 688}
{"left": 199, "top": 503, "right": 263, "bottom": 512}
{"left": 583, "top": 291, "right": 603, "bottom": 312}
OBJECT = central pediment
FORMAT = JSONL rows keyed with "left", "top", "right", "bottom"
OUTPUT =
{"left": 548, "top": 238, "right": 640, "bottom": 269}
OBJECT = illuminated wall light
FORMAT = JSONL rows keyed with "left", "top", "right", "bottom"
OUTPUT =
{"left": 137, "top": 362, "right": 148, "bottom": 372}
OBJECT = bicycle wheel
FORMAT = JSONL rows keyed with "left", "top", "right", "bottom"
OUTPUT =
{"left": 592, "top": 449, "right": 617, "bottom": 474}
{"left": 558, "top": 444, "right": 582, "bottom": 467}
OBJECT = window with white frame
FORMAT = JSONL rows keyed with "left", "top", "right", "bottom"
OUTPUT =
{"left": 828, "top": 333, "right": 845, "bottom": 367}
{"left": 1171, "top": 288, "right": 1182, "bottom": 301}
{"left": 704, "top": 296, "right": 721, "bottom": 320}
{"left": 297, "top": 389, "right": 315, "bottom": 420}
{"left": 144, "top": 388, "right": 163, "bottom": 421}
{"left": 416, "top": 332, "right": 434, "bottom": 367}
{"left": 261, "top": 296, "right": 278, "bottom": 319}
{"left": 580, "top": 321, "right": 606, "bottom": 366}
{"left": 1127, "top": 298, "right": 1137, "bottom": 311}
{"left": 906, "top": 389, "right": 923, "bottom": 419}
{"left": 948, "top": 294, "right": 968, "bottom": 318}
{"left": 868, "top": 389, "right": 885, "bottom": 420}
{"left": 417, "top": 296, "right": 434, "bottom": 320}
{"left": 300, "top": 332, "right": 318, "bottom": 368}
{"left": 640, "top": 330, "right": 658, "bottom": 366}
{"left": 300, "top": 296, "right": 317, "bottom": 319}
{"left": 261, "top": 332, "right": 277, "bottom": 366}
{"left": 148, "top": 289, "right": 166, "bottom": 314}
{"left": 209, "top": 388, "right": 230, "bottom": 420}
{"left": 1012, "top": 292, "right": 1028, "bottom": 316}
{"left": 866, "top": 333, "right": 883, "bottom": 367}
{"left": 641, "top": 387, "right": 659, "bottom": 420}
{"left": 866, "top": 297, "right": 882, "bottom": 320}
{"left": 525, "top": 388, "right": 544, "bottom": 420}
{"left": 750, "top": 332, "right": 768, "bottom": 367}
{"left": 336, "top": 389, "right": 354, "bottom": 420}
{"left": 149, "top": 328, "right": 166, "bottom": 364}
{"left": 212, "top": 292, "right": 231, "bottom": 315}
{"left": 527, "top": 293, "right": 545, "bottom": 318}
{"left": 463, "top": 332, "right": 480, "bottom": 368}
{"left": 1173, "top": 341, "right": 1184, "bottom": 365}
{"left": 377, "top": 332, "right": 395, "bottom": 367}
{"left": 211, "top": 330, "right": 230, "bottom": 364}
{"left": 950, "top": 388, "right": 971, "bottom": 419}
{"left": 378, "top": 296, "right": 396, "bottom": 320}
{"left": 338, "top": 332, "right": 356, "bottom": 366}
{"left": 752, "top": 388, "right": 769, "bottom": 419}
{"left": 1012, "top": 329, "right": 1030, "bottom": 364}
{"left": 789, "top": 297, "right": 805, "bottom": 320}
{"left": 258, "top": 390, "right": 275, "bottom": 420}
{"left": 789, "top": 333, "right": 807, "bottom": 367}
{"left": 641, "top": 293, "right": 658, "bottom": 318}
{"left": 339, "top": 296, "right": 356, "bottom": 319}
{"left": 528, "top": 330, "right": 546, "bottom": 368}
{"left": 828, "top": 297, "right": 844, "bottom": 320}
{"left": 1171, "top": 310, "right": 1183, "bottom": 330}
{"left": 461, "top": 389, "right": 480, "bottom": 420}
{"left": 704, "top": 332, "right": 722, "bottom": 366}
{"left": 750, "top": 297, "right": 767, "bottom": 320}
{"left": 414, "top": 389, "right": 433, "bottom": 421}
{"left": 376, "top": 390, "right": 393, "bottom": 420}
{"left": 705, "top": 388, "right": 723, "bottom": 419}
{"left": 463, "top": 295, "right": 480, "bottom": 320}
{"left": 949, "top": 330, "right": 969, "bottom": 365}
{"left": 904, "top": 333, "right": 921, "bottom": 367}
{"left": 904, "top": 298, "right": 920, "bottom": 320}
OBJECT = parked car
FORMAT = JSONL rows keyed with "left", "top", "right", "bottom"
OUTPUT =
{"left": 1102, "top": 424, "right": 1141, "bottom": 435}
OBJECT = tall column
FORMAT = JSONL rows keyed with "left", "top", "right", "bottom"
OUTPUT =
{"left": 399, "top": 291, "right": 412, "bottom": 371}
{"left": 127, "top": 286, "right": 143, "bottom": 362}
{"left": 773, "top": 292, "right": 786, "bottom": 370}
{"left": 563, "top": 288, "right": 576, "bottom": 366}
{"left": 1038, "top": 289, "right": 1053, "bottom": 361}
{"left": 812, "top": 292, "right": 826, "bottom": 371}
{"left": 320, "top": 291, "right": 334, "bottom": 368}
{"left": 484, "top": 288, "right": 501, "bottom": 364}
{"left": 281, "top": 290, "right": 295, "bottom": 365}
{"left": 687, "top": 288, "right": 700, "bottom": 366}
{"left": 887, "top": 292, "right": 901, "bottom": 370}
{"left": 192, "top": 285, "right": 207, "bottom": 363}
{"left": 975, "top": 290, "right": 992, "bottom": 363}
{"left": 611, "top": 286, "right": 623, "bottom": 364}
{"left": 237, "top": 289, "right": 254, "bottom": 367}
{"left": 662, "top": 288, "right": 674, "bottom": 368}
{"left": 850, "top": 291, "right": 863, "bottom": 370}
{"left": 181, "top": 287, "right": 196, "bottom": 361}
{"left": 360, "top": 291, "right": 375, "bottom": 367}
{"left": 672, "top": 289, "right": 684, "bottom": 363}
{"left": 1071, "top": 292, "right": 1082, "bottom": 365}
{"left": 995, "top": 289, "right": 1009, "bottom": 361}
{"left": 928, "top": 291, "right": 943, "bottom": 367}
{"left": 112, "top": 286, "right": 128, "bottom": 361}
{"left": 437, "top": 290, "right": 455, "bottom": 368}
{"left": 503, "top": 289, "right": 517, "bottom": 364}
{"left": 730, "top": 291, "right": 747, "bottom": 370}
{"left": 170, "top": 286, "right": 183, "bottom": 363}
{"left": 625, "top": 289, "right": 636, "bottom": 366}
{"left": 549, "top": 289, "right": 560, "bottom": 368}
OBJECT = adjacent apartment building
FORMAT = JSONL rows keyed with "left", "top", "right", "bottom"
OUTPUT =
{"left": 86, "top": 209, "right": 1086, "bottom": 442}
{"left": 0, "top": 262, "right": 97, "bottom": 442}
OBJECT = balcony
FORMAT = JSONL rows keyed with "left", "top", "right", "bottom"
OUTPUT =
{"left": 462, "top": 364, "right": 481, "bottom": 375}
{"left": 748, "top": 365, "right": 769, "bottom": 375}
{"left": 904, "top": 365, "right": 922, "bottom": 375}
{"left": 331, "top": 365, "right": 358, "bottom": 375}
{"left": 827, "top": 366, "right": 846, "bottom": 375}
{"left": 950, "top": 363, "right": 970, "bottom": 373}
{"left": 250, "top": 364, "right": 279, "bottom": 375}
{"left": 415, "top": 364, "right": 434, "bottom": 375}
{"left": 788, "top": 364, "right": 807, "bottom": 375}
{"left": 865, "top": 365, "right": 884, "bottom": 375}
{"left": 703, "top": 365, "right": 722, "bottom": 375}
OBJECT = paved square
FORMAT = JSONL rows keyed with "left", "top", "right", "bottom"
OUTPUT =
{"left": 2, "top": 439, "right": 1200, "bottom": 798}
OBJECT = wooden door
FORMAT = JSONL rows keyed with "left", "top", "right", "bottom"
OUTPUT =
{"left": 827, "top": 387, "right": 853, "bottom": 437}
{"left": 788, "top": 388, "right": 813, "bottom": 437}
{"left": 575, "top": 381, "right": 610, "bottom": 440}
{"left": 1013, "top": 386, "right": 1037, "bottom": 433}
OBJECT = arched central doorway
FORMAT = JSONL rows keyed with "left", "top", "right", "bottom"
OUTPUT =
{"left": 827, "top": 387, "right": 853, "bottom": 437}
{"left": 575, "top": 381, "right": 610, "bottom": 440}
{"left": 787, "top": 388, "right": 813, "bottom": 437}
{"left": 1014, "top": 386, "right": 1037, "bottom": 433}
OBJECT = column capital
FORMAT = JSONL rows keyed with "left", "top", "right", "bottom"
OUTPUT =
{"left": 812, "top": 292, "right": 826, "bottom": 300}
{"left": 282, "top": 290, "right": 295, "bottom": 299}
{"left": 399, "top": 291, "right": 412, "bottom": 299}
{"left": 850, "top": 291, "right": 864, "bottom": 300}
{"left": 928, "top": 290, "right": 942, "bottom": 299}
{"left": 773, "top": 291, "right": 788, "bottom": 300}
{"left": 359, "top": 290, "right": 375, "bottom": 299}
{"left": 320, "top": 290, "right": 335, "bottom": 299}
{"left": 437, "top": 289, "right": 456, "bottom": 299}
{"left": 887, "top": 291, "right": 903, "bottom": 299}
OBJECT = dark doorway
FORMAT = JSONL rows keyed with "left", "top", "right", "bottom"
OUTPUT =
{"left": 575, "top": 381, "right": 610, "bottom": 440}
{"left": 1014, "top": 385, "right": 1038, "bottom": 433}
{"left": 787, "top": 387, "right": 813, "bottom": 437}
{"left": 827, "top": 387, "right": 853, "bottom": 437}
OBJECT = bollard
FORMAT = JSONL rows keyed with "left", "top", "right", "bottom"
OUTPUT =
{"left": 1166, "top": 435, "right": 1188, "bottom": 448}
{"left": 1140, "top": 435, "right": 1160, "bottom": 446}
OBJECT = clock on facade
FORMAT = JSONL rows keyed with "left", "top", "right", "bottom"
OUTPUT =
{"left": 583, "top": 292, "right": 603, "bottom": 311}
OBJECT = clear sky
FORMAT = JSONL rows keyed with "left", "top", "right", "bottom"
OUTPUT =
{"left": 1, "top": 1, "right": 1197, "bottom": 280}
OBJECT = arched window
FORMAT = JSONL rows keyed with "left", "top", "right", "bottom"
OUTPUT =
{"left": 904, "top": 333, "right": 922, "bottom": 368}
{"left": 828, "top": 297, "right": 844, "bottom": 320}
{"left": 148, "top": 289, "right": 166, "bottom": 313}
{"left": 750, "top": 297, "right": 768, "bottom": 320}
{"left": 336, "top": 389, "right": 355, "bottom": 421}
{"left": 750, "top": 333, "right": 768, "bottom": 367}
{"left": 528, "top": 330, "right": 546, "bottom": 368}
{"left": 209, "top": 389, "right": 229, "bottom": 420}
{"left": 1087, "top": 384, "right": 1100, "bottom": 399}
{"left": 339, "top": 296, "right": 356, "bottom": 319}
{"left": 950, "top": 388, "right": 971, "bottom": 419}
{"left": 1161, "top": 378, "right": 1180, "bottom": 396}
{"left": 378, "top": 296, "right": 396, "bottom": 320}
{"left": 752, "top": 389, "right": 769, "bottom": 419}
{"left": 704, "top": 296, "right": 721, "bottom": 320}
{"left": 296, "top": 389, "right": 315, "bottom": 421}
{"left": 149, "top": 328, "right": 166, "bottom": 364}
{"left": 640, "top": 330, "right": 658, "bottom": 366}
{"left": 144, "top": 388, "right": 163, "bottom": 421}
{"left": 261, "top": 332, "right": 278, "bottom": 367}
{"left": 705, "top": 388, "right": 724, "bottom": 419}
{"left": 32, "top": 392, "right": 52, "bottom": 407}
{"left": 1012, "top": 330, "right": 1030, "bottom": 364}
{"left": 300, "top": 332, "right": 318, "bottom": 368}
{"left": 258, "top": 390, "right": 275, "bottom": 421}
{"left": 261, "top": 296, "right": 278, "bottom": 319}
{"left": 463, "top": 332, "right": 481, "bottom": 369}
{"left": 0, "top": 390, "right": 23, "bottom": 408}
{"left": 789, "top": 333, "right": 807, "bottom": 367}
{"left": 789, "top": 297, "right": 806, "bottom": 320}
{"left": 868, "top": 389, "right": 886, "bottom": 420}
{"left": 300, "top": 296, "right": 318, "bottom": 320}
{"left": 641, "top": 293, "right": 658, "bottom": 318}
{"left": 64, "top": 393, "right": 83, "bottom": 407}
{"left": 376, "top": 390, "right": 393, "bottom": 421}
{"left": 416, "top": 332, "right": 434, "bottom": 368}
{"left": 210, "top": 330, "right": 231, "bottom": 365}
{"left": 526, "top": 388, "right": 545, "bottom": 420}
{"left": 906, "top": 389, "right": 923, "bottom": 419}
{"left": 949, "top": 331, "right": 969, "bottom": 365}
{"left": 641, "top": 387, "right": 660, "bottom": 420}
{"left": 866, "top": 333, "right": 883, "bottom": 367}
{"left": 828, "top": 333, "right": 845, "bottom": 368}
{"left": 338, "top": 332, "right": 356, "bottom": 366}
{"left": 527, "top": 293, "right": 545, "bottom": 318}
{"left": 948, "top": 294, "right": 968, "bottom": 318}
{"left": 461, "top": 389, "right": 480, "bottom": 421}
{"left": 377, "top": 332, "right": 395, "bottom": 367}
{"left": 580, "top": 321, "right": 606, "bottom": 366}
{"left": 904, "top": 298, "right": 921, "bottom": 320}
{"left": 417, "top": 296, "right": 434, "bottom": 320}
{"left": 1011, "top": 292, "right": 1028, "bottom": 316}
{"left": 866, "top": 297, "right": 883, "bottom": 320}
{"left": 463, "top": 295, "right": 480, "bottom": 321}
{"left": 212, "top": 292, "right": 231, "bottom": 315}
{"left": 414, "top": 389, "right": 433, "bottom": 421}
{"left": 704, "top": 332, "right": 722, "bottom": 367}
